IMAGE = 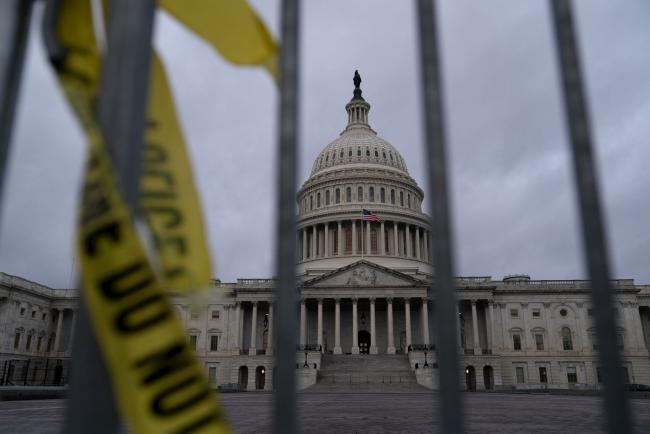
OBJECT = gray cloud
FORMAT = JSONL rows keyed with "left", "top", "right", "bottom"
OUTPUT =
{"left": 1, "top": 0, "right": 648, "bottom": 287}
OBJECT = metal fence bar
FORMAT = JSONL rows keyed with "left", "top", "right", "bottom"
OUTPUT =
{"left": 416, "top": 1, "right": 464, "bottom": 433}
{"left": 63, "top": 1, "right": 157, "bottom": 433}
{"left": 549, "top": 1, "right": 631, "bottom": 433}
{"left": 0, "top": 0, "right": 33, "bottom": 223}
{"left": 273, "top": 0, "right": 301, "bottom": 433}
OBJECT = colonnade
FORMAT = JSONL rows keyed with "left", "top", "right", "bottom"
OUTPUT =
{"left": 299, "top": 297, "right": 430, "bottom": 355}
{"left": 298, "top": 220, "right": 430, "bottom": 262}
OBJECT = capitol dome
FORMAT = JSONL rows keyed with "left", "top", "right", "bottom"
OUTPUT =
{"left": 296, "top": 71, "right": 432, "bottom": 278}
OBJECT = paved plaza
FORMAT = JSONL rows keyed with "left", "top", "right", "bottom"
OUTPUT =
{"left": 1, "top": 392, "right": 650, "bottom": 434}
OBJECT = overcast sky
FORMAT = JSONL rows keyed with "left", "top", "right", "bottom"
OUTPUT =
{"left": 1, "top": 0, "right": 649, "bottom": 288}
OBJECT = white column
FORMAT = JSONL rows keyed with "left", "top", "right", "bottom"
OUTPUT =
{"left": 300, "top": 299, "right": 307, "bottom": 347}
{"left": 421, "top": 298, "right": 430, "bottom": 346}
{"left": 387, "top": 298, "right": 395, "bottom": 354}
{"left": 312, "top": 226, "right": 317, "bottom": 258}
{"left": 317, "top": 299, "right": 323, "bottom": 350}
{"left": 471, "top": 300, "right": 480, "bottom": 355}
{"left": 405, "top": 224, "right": 411, "bottom": 257}
{"left": 393, "top": 222, "right": 399, "bottom": 256}
{"left": 415, "top": 226, "right": 421, "bottom": 260}
{"left": 380, "top": 221, "right": 385, "bottom": 255}
{"left": 234, "top": 302, "right": 241, "bottom": 351}
{"left": 352, "top": 220, "right": 357, "bottom": 255}
{"left": 405, "top": 299, "right": 412, "bottom": 349}
{"left": 423, "top": 230, "right": 429, "bottom": 262}
{"left": 249, "top": 302, "right": 258, "bottom": 354}
{"left": 53, "top": 309, "right": 64, "bottom": 352}
{"left": 324, "top": 223, "right": 329, "bottom": 257}
{"left": 67, "top": 309, "right": 77, "bottom": 352}
{"left": 365, "top": 221, "right": 371, "bottom": 254}
{"left": 370, "top": 298, "right": 378, "bottom": 354}
{"left": 334, "top": 299, "right": 342, "bottom": 354}
{"left": 352, "top": 298, "right": 359, "bottom": 354}
{"left": 337, "top": 221, "right": 343, "bottom": 255}
{"left": 267, "top": 303, "right": 274, "bottom": 356}
{"left": 488, "top": 301, "right": 496, "bottom": 351}
{"left": 630, "top": 303, "right": 646, "bottom": 349}
{"left": 302, "top": 228, "right": 307, "bottom": 261}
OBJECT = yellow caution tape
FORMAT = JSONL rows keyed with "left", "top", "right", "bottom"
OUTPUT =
{"left": 160, "top": 0, "right": 278, "bottom": 79}
{"left": 142, "top": 54, "right": 212, "bottom": 292}
{"left": 51, "top": 0, "right": 231, "bottom": 432}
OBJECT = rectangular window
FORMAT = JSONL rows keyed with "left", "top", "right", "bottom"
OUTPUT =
{"left": 190, "top": 335, "right": 198, "bottom": 350}
{"left": 42, "top": 313, "right": 46, "bottom": 321}
{"left": 210, "top": 335, "right": 219, "bottom": 351}
{"left": 369, "top": 187, "right": 374, "bottom": 202}
{"left": 26, "top": 334, "right": 32, "bottom": 350}
{"left": 20, "top": 307, "right": 25, "bottom": 316}
{"left": 567, "top": 367, "right": 577, "bottom": 384}
{"left": 380, "top": 188, "right": 385, "bottom": 203}
{"left": 535, "top": 334, "right": 544, "bottom": 351}
{"left": 13, "top": 333, "right": 20, "bottom": 349}
{"left": 617, "top": 333, "right": 625, "bottom": 349}
{"left": 539, "top": 367, "right": 548, "bottom": 383}
{"left": 37, "top": 336, "right": 42, "bottom": 351}
{"left": 208, "top": 367, "right": 217, "bottom": 385}
{"left": 513, "top": 334, "right": 522, "bottom": 351}
{"left": 510, "top": 309, "right": 519, "bottom": 318}
{"left": 532, "top": 308, "right": 540, "bottom": 318}
{"left": 515, "top": 367, "right": 525, "bottom": 384}
{"left": 190, "top": 309, "right": 200, "bottom": 320}
{"left": 31, "top": 310, "right": 36, "bottom": 318}
{"left": 211, "top": 310, "right": 220, "bottom": 320}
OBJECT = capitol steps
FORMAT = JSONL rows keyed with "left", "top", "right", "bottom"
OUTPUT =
{"left": 306, "top": 354, "right": 426, "bottom": 392}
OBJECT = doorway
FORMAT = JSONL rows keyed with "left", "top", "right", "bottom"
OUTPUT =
{"left": 483, "top": 365, "right": 494, "bottom": 390}
{"left": 465, "top": 365, "right": 476, "bottom": 391}
{"left": 238, "top": 366, "right": 248, "bottom": 389}
{"left": 358, "top": 330, "right": 370, "bottom": 354}
{"left": 255, "top": 366, "right": 266, "bottom": 390}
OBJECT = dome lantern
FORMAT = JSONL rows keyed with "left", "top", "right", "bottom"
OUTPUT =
{"left": 345, "top": 70, "right": 371, "bottom": 130}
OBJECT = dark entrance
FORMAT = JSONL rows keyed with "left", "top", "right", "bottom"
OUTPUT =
{"left": 483, "top": 365, "right": 494, "bottom": 390}
{"left": 238, "top": 366, "right": 248, "bottom": 389}
{"left": 465, "top": 365, "right": 476, "bottom": 391}
{"left": 255, "top": 366, "right": 266, "bottom": 390}
{"left": 358, "top": 330, "right": 370, "bottom": 354}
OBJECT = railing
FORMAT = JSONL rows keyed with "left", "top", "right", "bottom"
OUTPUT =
{"left": 0, "top": 1, "right": 633, "bottom": 433}
{"left": 296, "top": 344, "right": 321, "bottom": 352}
{"left": 409, "top": 344, "right": 436, "bottom": 351}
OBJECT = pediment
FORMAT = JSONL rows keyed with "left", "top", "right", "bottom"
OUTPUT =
{"left": 303, "top": 260, "right": 424, "bottom": 288}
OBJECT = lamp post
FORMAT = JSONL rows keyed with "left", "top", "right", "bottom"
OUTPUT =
{"left": 303, "top": 351, "right": 308, "bottom": 368}
{"left": 424, "top": 350, "right": 429, "bottom": 368}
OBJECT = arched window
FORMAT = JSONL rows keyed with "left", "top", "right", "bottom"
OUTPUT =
{"left": 349, "top": 148, "right": 352, "bottom": 157}
{"left": 340, "top": 150, "right": 344, "bottom": 158}
{"left": 380, "top": 188, "right": 386, "bottom": 203}
{"left": 400, "top": 191, "right": 404, "bottom": 206}
{"left": 310, "top": 195, "right": 313, "bottom": 210}
{"left": 374, "top": 149, "right": 379, "bottom": 157}
{"left": 407, "top": 193, "right": 411, "bottom": 208}
{"left": 382, "top": 151, "right": 386, "bottom": 159}
{"left": 317, "top": 192, "right": 321, "bottom": 207}
{"left": 357, "top": 186, "right": 363, "bottom": 202}
{"left": 325, "top": 190, "right": 330, "bottom": 205}
{"left": 335, "top": 188, "right": 341, "bottom": 204}
{"left": 389, "top": 152, "right": 394, "bottom": 161}
{"left": 390, "top": 189, "right": 395, "bottom": 204}
{"left": 370, "top": 228, "right": 378, "bottom": 253}
{"left": 369, "top": 187, "right": 375, "bottom": 202}
{"left": 346, "top": 187, "right": 352, "bottom": 202}
{"left": 325, "top": 154, "right": 329, "bottom": 162}
{"left": 357, "top": 148, "right": 361, "bottom": 157}
{"left": 366, "top": 148, "right": 370, "bottom": 156}
{"left": 562, "top": 327, "right": 573, "bottom": 350}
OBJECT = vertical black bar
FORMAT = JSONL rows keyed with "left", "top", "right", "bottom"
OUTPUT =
{"left": 273, "top": 0, "right": 300, "bottom": 434}
{"left": 549, "top": 1, "right": 631, "bottom": 433}
{"left": 63, "top": 0, "right": 157, "bottom": 433}
{"left": 0, "top": 0, "right": 33, "bottom": 223}
{"left": 416, "top": 1, "right": 464, "bottom": 433}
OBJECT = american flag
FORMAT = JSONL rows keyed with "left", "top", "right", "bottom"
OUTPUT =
{"left": 362, "top": 209, "right": 381, "bottom": 221}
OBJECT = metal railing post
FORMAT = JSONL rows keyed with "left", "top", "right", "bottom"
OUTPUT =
{"left": 63, "top": 0, "right": 157, "bottom": 433}
{"left": 549, "top": 1, "right": 632, "bottom": 433}
{"left": 416, "top": 1, "right": 464, "bottom": 433}
{"left": 273, "top": 1, "right": 300, "bottom": 434}
{"left": 0, "top": 0, "right": 33, "bottom": 224}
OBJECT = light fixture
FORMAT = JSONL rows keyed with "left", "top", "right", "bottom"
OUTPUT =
{"left": 261, "top": 368, "right": 265, "bottom": 374}
{"left": 465, "top": 368, "right": 469, "bottom": 374}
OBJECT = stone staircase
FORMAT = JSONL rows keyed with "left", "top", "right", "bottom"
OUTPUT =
{"left": 306, "top": 354, "right": 426, "bottom": 392}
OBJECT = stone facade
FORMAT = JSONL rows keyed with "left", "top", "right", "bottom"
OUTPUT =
{"left": 1, "top": 73, "right": 650, "bottom": 392}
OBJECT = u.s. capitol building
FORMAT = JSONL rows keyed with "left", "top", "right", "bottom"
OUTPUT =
{"left": 2, "top": 73, "right": 650, "bottom": 392}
